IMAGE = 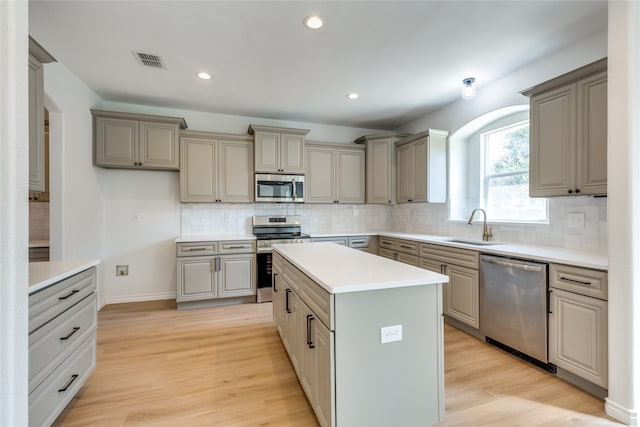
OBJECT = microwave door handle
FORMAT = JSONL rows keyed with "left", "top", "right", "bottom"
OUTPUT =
{"left": 292, "top": 177, "right": 297, "bottom": 201}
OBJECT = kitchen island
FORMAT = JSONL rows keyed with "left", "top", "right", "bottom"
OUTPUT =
{"left": 272, "top": 242, "right": 449, "bottom": 427}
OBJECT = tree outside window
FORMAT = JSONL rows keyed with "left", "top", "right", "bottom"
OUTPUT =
{"left": 481, "top": 121, "right": 547, "bottom": 222}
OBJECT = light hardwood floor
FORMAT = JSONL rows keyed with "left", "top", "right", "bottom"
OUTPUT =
{"left": 52, "top": 300, "right": 622, "bottom": 427}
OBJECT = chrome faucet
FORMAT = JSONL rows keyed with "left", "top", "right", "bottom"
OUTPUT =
{"left": 468, "top": 208, "right": 492, "bottom": 241}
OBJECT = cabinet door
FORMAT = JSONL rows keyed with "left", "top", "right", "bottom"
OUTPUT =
{"left": 549, "top": 289, "right": 608, "bottom": 387}
{"left": 95, "top": 117, "right": 138, "bottom": 167}
{"left": 529, "top": 85, "right": 576, "bottom": 196}
{"left": 254, "top": 132, "right": 280, "bottom": 173}
{"left": 396, "top": 143, "right": 414, "bottom": 203}
{"left": 281, "top": 133, "right": 305, "bottom": 173}
{"left": 273, "top": 271, "right": 284, "bottom": 338}
{"left": 577, "top": 71, "right": 607, "bottom": 195}
{"left": 420, "top": 258, "right": 443, "bottom": 274}
{"left": 298, "top": 301, "right": 316, "bottom": 399}
{"left": 444, "top": 264, "right": 479, "bottom": 329}
{"left": 218, "top": 140, "right": 253, "bottom": 203}
{"left": 306, "top": 146, "right": 336, "bottom": 203}
{"left": 336, "top": 149, "right": 365, "bottom": 204}
{"left": 367, "top": 138, "right": 394, "bottom": 204}
{"left": 285, "top": 289, "right": 300, "bottom": 372}
{"left": 219, "top": 254, "right": 255, "bottom": 298}
{"left": 314, "top": 318, "right": 335, "bottom": 427}
{"left": 180, "top": 138, "right": 216, "bottom": 202}
{"left": 139, "top": 122, "right": 179, "bottom": 169}
{"left": 177, "top": 257, "right": 217, "bottom": 302}
{"left": 28, "top": 54, "right": 46, "bottom": 192}
{"left": 412, "top": 139, "right": 428, "bottom": 203}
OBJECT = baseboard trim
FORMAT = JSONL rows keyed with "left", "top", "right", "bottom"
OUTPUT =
{"left": 103, "top": 292, "right": 176, "bottom": 306}
{"left": 606, "top": 398, "right": 639, "bottom": 426}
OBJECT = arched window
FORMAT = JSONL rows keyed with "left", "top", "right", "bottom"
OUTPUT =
{"left": 449, "top": 107, "right": 548, "bottom": 223}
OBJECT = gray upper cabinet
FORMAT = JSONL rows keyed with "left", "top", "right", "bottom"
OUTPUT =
{"left": 248, "top": 124, "right": 310, "bottom": 174}
{"left": 179, "top": 131, "right": 254, "bottom": 203}
{"left": 28, "top": 38, "right": 56, "bottom": 193}
{"left": 523, "top": 58, "right": 607, "bottom": 197}
{"left": 395, "top": 130, "right": 448, "bottom": 204}
{"left": 305, "top": 142, "right": 365, "bottom": 204}
{"left": 355, "top": 133, "right": 409, "bottom": 204}
{"left": 92, "top": 110, "right": 187, "bottom": 170}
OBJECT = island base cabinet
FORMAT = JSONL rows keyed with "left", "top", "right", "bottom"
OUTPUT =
{"left": 334, "top": 285, "right": 443, "bottom": 427}
{"left": 549, "top": 288, "right": 608, "bottom": 388}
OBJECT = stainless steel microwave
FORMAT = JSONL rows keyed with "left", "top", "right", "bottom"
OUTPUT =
{"left": 255, "top": 174, "right": 304, "bottom": 203}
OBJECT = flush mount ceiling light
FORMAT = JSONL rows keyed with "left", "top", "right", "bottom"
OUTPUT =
{"left": 346, "top": 92, "right": 360, "bottom": 100}
{"left": 303, "top": 15, "right": 324, "bottom": 29}
{"left": 196, "top": 72, "right": 212, "bottom": 80}
{"left": 461, "top": 77, "right": 477, "bottom": 100}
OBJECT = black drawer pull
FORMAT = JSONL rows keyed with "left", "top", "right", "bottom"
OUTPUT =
{"left": 58, "top": 290, "right": 79, "bottom": 300}
{"left": 58, "top": 374, "right": 79, "bottom": 392}
{"left": 187, "top": 247, "right": 207, "bottom": 252}
{"left": 285, "top": 289, "right": 292, "bottom": 313}
{"left": 559, "top": 276, "right": 592, "bottom": 286}
{"left": 60, "top": 327, "right": 80, "bottom": 341}
{"left": 306, "top": 314, "right": 315, "bottom": 349}
{"left": 273, "top": 273, "right": 279, "bottom": 292}
{"left": 351, "top": 240, "right": 366, "bottom": 245}
{"left": 226, "top": 246, "right": 245, "bottom": 249}
{"left": 400, "top": 244, "right": 413, "bottom": 249}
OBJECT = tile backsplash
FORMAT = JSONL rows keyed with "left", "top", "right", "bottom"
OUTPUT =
{"left": 181, "top": 196, "right": 607, "bottom": 252}
{"left": 29, "top": 201, "right": 50, "bottom": 241}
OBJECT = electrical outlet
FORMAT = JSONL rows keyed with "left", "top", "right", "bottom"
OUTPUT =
{"left": 380, "top": 325, "right": 403, "bottom": 344}
{"left": 116, "top": 265, "right": 129, "bottom": 276}
{"left": 567, "top": 212, "right": 585, "bottom": 229}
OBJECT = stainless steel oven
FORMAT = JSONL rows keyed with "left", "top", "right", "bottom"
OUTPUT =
{"left": 253, "top": 215, "right": 309, "bottom": 302}
{"left": 255, "top": 174, "right": 304, "bottom": 203}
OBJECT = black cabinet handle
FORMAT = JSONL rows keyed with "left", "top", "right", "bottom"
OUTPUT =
{"left": 559, "top": 276, "right": 592, "bottom": 286}
{"left": 58, "top": 289, "right": 79, "bottom": 300}
{"left": 568, "top": 189, "right": 574, "bottom": 194}
{"left": 575, "top": 189, "right": 581, "bottom": 194}
{"left": 273, "top": 273, "right": 279, "bottom": 292}
{"left": 548, "top": 289, "right": 553, "bottom": 314}
{"left": 285, "top": 289, "right": 292, "bottom": 313}
{"left": 306, "top": 314, "right": 315, "bottom": 349}
{"left": 58, "top": 374, "right": 79, "bottom": 392}
{"left": 60, "top": 327, "right": 80, "bottom": 341}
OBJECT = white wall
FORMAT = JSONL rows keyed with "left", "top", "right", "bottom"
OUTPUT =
{"left": 43, "top": 62, "right": 105, "bottom": 300}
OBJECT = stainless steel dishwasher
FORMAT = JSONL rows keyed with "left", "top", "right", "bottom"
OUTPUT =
{"left": 480, "top": 254, "right": 549, "bottom": 365}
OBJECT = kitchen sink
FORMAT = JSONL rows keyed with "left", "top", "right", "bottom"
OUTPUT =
{"left": 445, "top": 239, "right": 503, "bottom": 246}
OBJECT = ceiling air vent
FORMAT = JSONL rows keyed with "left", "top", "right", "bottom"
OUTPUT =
{"left": 133, "top": 52, "right": 167, "bottom": 70}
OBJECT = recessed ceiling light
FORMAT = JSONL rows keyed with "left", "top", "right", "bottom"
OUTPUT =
{"left": 346, "top": 92, "right": 360, "bottom": 100}
{"left": 196, "top": 72, "right": 212, "bottom": 80}
{"left": 303, "top": 15, "right": 324, "bottom": 30}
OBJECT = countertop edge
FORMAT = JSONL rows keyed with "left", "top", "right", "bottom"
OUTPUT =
{"left": 175, "top": 235, "right": 256, "bottom": 243}
{"left": 29, "top": 259, "right": 101, "bottom": 294}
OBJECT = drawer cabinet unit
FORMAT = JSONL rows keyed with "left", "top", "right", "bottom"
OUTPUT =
{"left": 249, "top": 124, "right": 310, "bottom": 174}
{"left": 180, "top": 131, "right": 254, "bottom": 203}
{"left": 420, "top": 243, "right": 480, "bottom": 330}
{"left": 549, "top": 263, "right": 608, "bottom": 391}
{"left": 395, "top": 130, "right": 449, "bottom": 204}
{"left": 355, "top": 133, "right": 409, "bottom": 204}
{"left": 310, "top": 235, "right": 378, "bottom": 254}
{"left": 523, "top": 58, "right": 607, "bottom": 197}
{"left": 305, "top": 143, "right": 365, "bottom": 204}
{"left": 92, "top": 110, "right": 187, "bottom": 170}
{"left": 378, "top": 236, "right": 419, "bottom": 266}
{"left": 29, "top": 266, "right": 97, "bottom": 427}
{"left": 176, "top": 240, "right": 256, "bottom": 309}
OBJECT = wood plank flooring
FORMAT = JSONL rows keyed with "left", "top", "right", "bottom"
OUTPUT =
{"left": 52, "top": 300, "right": 622, "bottom": 427}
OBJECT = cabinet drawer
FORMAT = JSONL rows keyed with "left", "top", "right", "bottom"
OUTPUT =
{"left": 396, "top": 252, "right": 419, "bottom": 267}
{"left": 29, "top": 332, "right": 97, "bottom": 427}
{"left": 29, "top": 267, "right": 96, "bottom": 334}
{"left": 379, "top": 237, "right": 398, "bottom": 250}
{"left": 272, "top": 252, "right": 283, "bottom": 274}
{"left": 379, "top": 248, "right": 396, "bottom": 260}
{"left": 396, "top": 239, "right": 419, "bottom": 255}
{"left": 282, "top": 259, "right": 300, "bottom": 293}
{"left": 29, "top": 293, "right": 97, "bottom": 394}
{"left": 348, "top": 235, "right": 373, "bottom": 249}
{"left": 176, "top": 242, "right": 218, "bottom": 257}
{"left": 550, "top": 264, "right": 608, "bottom": 300}
{"left": 420, "top": 243, "right": 479, "bottom": 269}
{"left": 300, "top": 275, "right": 334, "bottom": 331}
{"left": 311, "top": 237, "right": 348, "bottom": 246}
{"left": 218, "top": 240, "right": 255, "bottom": 254}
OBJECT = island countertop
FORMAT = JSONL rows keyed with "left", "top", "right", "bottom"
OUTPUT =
{"left": 273, "top": 242, "right": 448, "bottom": 294}
{"left": 29, "top": 259, "right": 100, "bottom": 294}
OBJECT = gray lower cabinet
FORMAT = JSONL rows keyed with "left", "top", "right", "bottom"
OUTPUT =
{"left": 29, "top": 267, "right": 97, "bottom": 427}
{"left": 549, "top": 263, "right": 608, "bottom": 391}
{"left": 176, "top": 240, "right": 256, "bottom": 309}
{"left": 310, "top": 235, "right": 378, "bottom": 254}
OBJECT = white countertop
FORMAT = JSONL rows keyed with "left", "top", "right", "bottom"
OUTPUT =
{"left": 378, "top": 232, "right": 608, "bottom": 270}
{"left": 175, "top": 234, "right": 256, "bottom": 243}
{"left": 273, "top": 242, "right": 449, "bottom": 294}
{"left": 29, "top": 259, "right": 100, "bottom": 294}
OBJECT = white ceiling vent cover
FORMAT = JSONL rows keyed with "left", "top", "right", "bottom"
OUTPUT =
{"left": 133, "top": 52, "right": 167, "bottom": 70}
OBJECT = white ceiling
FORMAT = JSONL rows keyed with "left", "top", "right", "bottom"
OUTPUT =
{"left": 29, "top": 1, "right": 607, "bottom": 130}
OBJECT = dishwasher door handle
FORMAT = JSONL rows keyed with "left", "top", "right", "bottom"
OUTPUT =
{"left": 483, "top": 258, "right": 544, "bottom": 272}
